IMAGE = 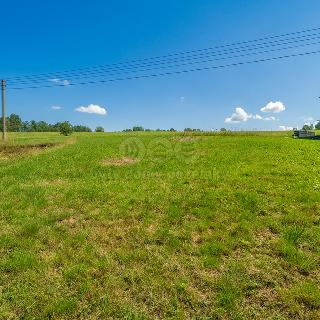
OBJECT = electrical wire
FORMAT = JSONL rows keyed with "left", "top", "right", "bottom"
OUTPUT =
{"left": 8, "top": 38, "right": 320, "bottom": 86}
{"left": 5, "top": 27, "right": 320, "bottom": 83}
{"left": 9, "top": 49, "right": 320, "bottom": 90}
{"left": 7, "top": 33, "right": 320, "bottom": 85}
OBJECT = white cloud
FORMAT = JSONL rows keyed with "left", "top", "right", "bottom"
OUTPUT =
{"left": 75, "top": 104, "right": 107, "bottom": 115}
{"left": 279, "top": 125, "right": 294, "bottom": 131}
{"left": 225, "top": 107, "right": 278, "bottom": 123}
{"left": 50, "top": 78, "right": 70, "bottom": 86}
{"left": 264, "top": 116, "right": 278, "bottom": 121}
{"left": 261, "top": 101, "right": 285, "bottom": 113}
{"left": 51, "top": 106, "right": 61, "bottom": 110}
{"left": 225, "top": 107, "right": 251, "bottom": 123}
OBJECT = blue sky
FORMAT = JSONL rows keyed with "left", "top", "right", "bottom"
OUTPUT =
{"left": 1, "top": 0, "right": 320, "bottom": 131}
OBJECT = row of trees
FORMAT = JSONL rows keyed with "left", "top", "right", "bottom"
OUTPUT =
{"left": 123, "top": 127, "right": 176, "bottom": 132}
{"left": 122, "top": 126, "right": 203, "bottom": 132}
{"left": 0, "top": 114, "right": 105, "bottom": 133}
{"left": 302, "top": 123, "right": 320, "bottom": 131}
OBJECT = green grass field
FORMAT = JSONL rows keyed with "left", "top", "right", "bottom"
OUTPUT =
{"left": 0, "top": 132, "right": 319, "bottom": 319}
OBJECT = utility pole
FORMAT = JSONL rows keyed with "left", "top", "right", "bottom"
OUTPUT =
{"left": 1, "top": 80, "right": 6, "bottom": 140}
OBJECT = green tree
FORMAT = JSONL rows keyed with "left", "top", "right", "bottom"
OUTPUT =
{"left": 95, "top": 126, "right": 104, "bottom": 132}
{"left": 29, "top": 120, "right": 37, "bottom": 132}
{"left": 302, "top": 124, "right": 314, "bottom": 131}
{"left": 8, "top": 114, "right": 22, "bottom": 132}
{"left": 36, "top": 121, "right": 50, "bottom": 132}
{"left": 132, "top": 126, "right": 144, "bottom": 131}
{"left": 21, "top": 121, "right": 31, "bottom": 132}
{"left": 73, "top": 125, "right": 92, "bottom": 132}
{"left": 52, "top": 122, "right": 63, "bottom": 132}
{"left": 59, "top": 121, "right": 73, "bottom": 136}
{"left": 315, "top": 122, "right": 320, "bottom": 130}
{"left": 0, "top": 113, "right": 100, "bottom": 133}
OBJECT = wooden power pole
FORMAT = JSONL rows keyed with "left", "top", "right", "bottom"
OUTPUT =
{"left": 1, "top": 80, "right": 6, "bottom": 140}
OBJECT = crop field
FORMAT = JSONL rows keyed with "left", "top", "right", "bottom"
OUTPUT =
{"left": 0, "top": 131, "right": 319, "bottom": 319}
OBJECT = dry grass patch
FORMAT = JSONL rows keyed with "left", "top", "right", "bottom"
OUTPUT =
{"left": 0, "top": 140, "right": 76, "bottom": 161}
{"left": 0, "top": 143, "right": 56, "bottom": 158}
{"left": 0, "top": 137, "right": 75, "bottom": 160}
{"left": 101, "top": 157, "right": 139, "bottom": 166}
{"left": 58, "top": 216, "right": 79, "bottom": 226}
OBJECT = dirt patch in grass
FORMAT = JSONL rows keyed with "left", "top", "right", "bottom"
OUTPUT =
{"left": 0, "top": 138, "right": 76, "bottom": 161}
{"left": 101, "top": 157, "right": 139, "bottom": 166}
{"left": 58, "top": 216, "right": 78, "bottom": 226}
{"left": 57, "top": 215, "right": 88, "bottom": 232}
{"left": 0, "top": 143, "right": 57, "bottom": 159}
{"left": 191, "top": 232, "right": 202, "bottom": 244}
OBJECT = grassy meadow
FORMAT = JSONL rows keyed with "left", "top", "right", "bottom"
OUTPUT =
{"left": 0, "top": 131, "right": 319, "bottom": 319}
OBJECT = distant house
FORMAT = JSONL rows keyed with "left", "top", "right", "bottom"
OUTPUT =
{"left": 293, "top": 130, "right": 316, "bottom": 138}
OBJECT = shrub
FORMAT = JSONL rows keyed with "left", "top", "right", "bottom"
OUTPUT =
{"left": 59, "top": 122, "right": 73, "bottom": 136}
{"left": 95, "top": 126, "right": 104, "bottom": 132}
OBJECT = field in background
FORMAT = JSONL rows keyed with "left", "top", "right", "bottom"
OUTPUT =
{"left": 0, "top": 132, "right": 319, "bottom": 319}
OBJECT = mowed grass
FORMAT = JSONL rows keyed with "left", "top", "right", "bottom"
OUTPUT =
{"left": 0, "top": 131, "right": 319, "bottom": 319}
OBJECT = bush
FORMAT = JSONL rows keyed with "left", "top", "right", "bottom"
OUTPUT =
{"left": 302, "top": 124, "right": 314, "bottom": 131}
{"left": 132, "top": 126, "right": 144, "bottom": 131}
{"left": 95, "top": 126, "right": 104, "bottom": 132}
{"left": 59, "top": 122, "right": 73, "bottom": 136}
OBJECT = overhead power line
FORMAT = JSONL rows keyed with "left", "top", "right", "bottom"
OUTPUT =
{"left": 9, "top": 49, "right": 320, "bottom": 90}
{"left": 8, "top": 38, "right": 320, "bottom": 86}
{"left": 7, "top": 32, "right": 320, "bottom": 85}
{"left": 4, "top": 26, "right": 320, "bottom": 83}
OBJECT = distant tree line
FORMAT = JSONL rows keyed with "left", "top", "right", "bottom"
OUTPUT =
{"left": 302, "top": 123, "right": 320, "bottom": 131}
{"left": 0, "top": 114, "right": 104, "bottom": 133}
{"left": 122, "top": 126, "right": 204, "bottom": 132}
